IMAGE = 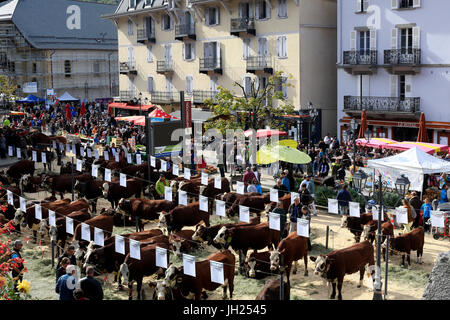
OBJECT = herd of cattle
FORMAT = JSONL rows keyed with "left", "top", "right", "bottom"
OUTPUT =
{"left": 0, "top": 131, "right": 427, "bottom": 300}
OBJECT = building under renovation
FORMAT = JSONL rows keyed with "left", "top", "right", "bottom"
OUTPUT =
{"left": 0, "top": 0, "right": 119, "bottom": 101}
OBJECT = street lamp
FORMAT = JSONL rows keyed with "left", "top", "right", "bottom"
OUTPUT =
{"left": 395, "top": 175, "right": 411, "bottom": 198}
{"left": 138, "top": 92, "right": 142, "bottom": 116}
{"left": 352, "top": 170, "right": 368, "bottom": 192}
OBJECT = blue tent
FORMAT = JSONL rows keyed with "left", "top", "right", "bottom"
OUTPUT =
{"left": 16, "top": 94, "right": 45, "bottom": 103}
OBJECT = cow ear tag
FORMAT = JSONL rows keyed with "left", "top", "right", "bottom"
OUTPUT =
{"left": 226, "top": 236, "right": 232, "bottom": 243}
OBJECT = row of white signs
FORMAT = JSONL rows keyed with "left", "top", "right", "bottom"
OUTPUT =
{"left": 327, "top": 198, "right": 446, "bottom": 228}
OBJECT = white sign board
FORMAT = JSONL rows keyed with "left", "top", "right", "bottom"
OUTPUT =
{"left": 395, "top": 207, "right": 408, "bottom": 224}
{"left": 239, "top": 205, "right": 250, "bottom": 223}
{"left": 80, "top": 147, "right": 84, "bottom": 157}
{"left": 7, "top": 190, "right": 13, "bottom": 206}
{"left": 136, "top": 154, "right": 142, "bottom": 165}
{"left": 210, "top": 261, "right": 224, "bottom": 285}
{"left": 115, "top": 235, "right": 125, "bottom": 255}
{"left": 65, "top": 217, "right": 74, "bottom": 235}
{"left": 215, "top": 200, "right": 226, "bottom": 217}
{"left": 52, "top": 141, "right": 57, "bottom": 150}
{"left": 172, "top": 164, "right": 179, "bottom": 176}
{"left": 72, "top": 145, "right": 76, "bottom": 155}
{"left": 92, "top": 165, "right": 98, "bottom": 178}
{"left": 270, "top": 188, "right": 278, "bottom": 203}
{"left": 41, "top": 152, "right": 46, "bottom": 164}
{"left": 291, "top": 192, "right": 299, "bottom": 205}
{"left": 349, "top": 202, "right": 360, "bottom": 218}
{"left": 297, "top": 218, "right": 310, "bottom": 238}
{"left": 164, "top": 186, "right": 172, "bottom": 202}
{"left": 236, "top": 182, "right": 244, "bottom": 195}
{"left": 32, "top": 151, "right": 37, "bottom": 162}
{"left": 76, "top": 159, "right": 83, "bottom": 172}
{"left": 104, "top": 151, "right": 109, "bottom": 161}
{"left": 199, "top": 195, "right": 208, "bottom": 212}
{"left": 20, "top": 197, "right": 27, "bottom": 212}
{"left": 372, "top": 206, "right": 379, "bottom": 220}
{"left": 94, "top": 227, "right": 104, "bottom": 246}
{"left": 178, "top": 191, "right": 187, "bottom": 206}
{"left": 127, "top": 153, "right": 132, "bottom": 164}
{"left": 269, "top": 212, "right": 281, "bottom": 231}
{"left": 87, "top": 148, "right": 92, "bottom": 158}
{"left": 81, "top": 223, "right": 91, "bottom": 241}
{"left": 160, "top": 160, "right": 167, "bottom": 171}
{"left": 328, "top": 199, "right": 339, "bottom": 215}
{"left": 184, "top": 169, "right": 190, "bottom": 181}
{"left": 183, "top": 254, "right": 196, "bottom": 277}
{"left": 8, "top": 146, "right": 13, "bottom": 157}
{"left": 49, "top": 210, "right": 56, "bottom": 227}
{"left": 23, "top": 82, "right": 37, "bottom": 93}
{"left": 16, "top": 148, "right": 21, "bottom": 159}
{"left": 201, "top": 173, "right": 208, "bottom": 186}
{"left": 115, "top": 153, "right": 119, "bottom": 163}
{"left": 105, "top": 169, "right": 111, "bottom": 182}
{"left": 35, "top": 204, "right": 42, "bottom": 220}
{"left": 66, "top": 144, "right": 71, "bottom": 153}
{"left": 129, "top": 239, "right": 141, "bottom": 260}
{"left": 155, "top": 247, "right": 168, "bottom": 268}
{"left": 150, "top": 156, "right": 156, "bottom": 168}
{"left": 214, "top": 177, "right": 221, "bottom": 190}
{"left": 94, "top": 149, "right": 99, "bottom": 160}
{"left": 120, "top": 173, "right": 127, "bottom": 187}
{"left": 430, "top": 211, "right": 445, "bottom": 228}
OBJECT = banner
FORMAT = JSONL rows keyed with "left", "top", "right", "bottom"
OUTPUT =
{"left": 104, "top": 151, "right": 109, "bottom": 161}
{"left": 178, "top": 191, "right": 187, "bottom": 206}
{"left": 373, "top": 167, "right": 423, "bottom": 192}
{"left": 210, "top": 261, "right": 224, "bottom": 285}
{"left": 35, "top": 204, "right": 42, "bottom": 220}
{"left": 155, "top": 247, "right": 168, "bottom": 268}
{"left": 32, "top": 150, "right": 37, "bottom": 162}
{"left": 291, "top": 192, "right": 299, "bottom": 205}
{"left": 20, "top": 197, "right": 27, "bottom": 212}
{"left": 127, "top": 153, "right": 132, "bottom": 164}
{"left": 270, "top": 189, "right": 278, "bottom": 203}
{"left": 76, "top": 159, "right": 83, "bottom": 172}
{"left": 129, "top": 239, "right": 141, "bottom": 260}
{"left": 66, "top": 217, "right": 74, "bottom": 235}
{"left": 41, "top": 152, "right": 46, "bottom": 164}
{"left": 297, "top": 218, "right": 309, "bottom": 238}
{"left": 199, "top": 195, "right": 208, "bottom": 212}
{"left": 214, "top": 177, "right": 221, "bottom": 190}
{"left": 236, "top": 182, "right": 244, "bottom": 195}
{"left": 105, "top": 169, "right": 111, "bottom": 182}
{"left": 7, "top": 190, "right": 13, "bottom": 206}
{"left": 136, "top": 153, "right": 142, "bottom": 165}
{"left": 115, "top": 235, "right": 125, "bottom": 254}
{"left": 328, "top": 199, "right": 339, "bottom": 215}
{"left": 81, "top": 223, "right": 91, "bottom": 241}
{"left": 49, "top": 210, "right": 56, "bottom": 227}
{"left": 150, "top": 156, "right": 156, "bottom": 167}
{"left": 17, "top": 148, "right": 21, "bottom": 159}
{"left": 94, "top": 228, "right": 104, "bottom": 246}
{"left": 172, "top": 164, "right": 179, "bottom": 176}
{"left": 349, "top": 202, "right": 360, "bottom": 218}
{"left": 430, "top": 211, "right": 445, "bottom": 228}
{"left": 184, "top": 169, "right": 190, "bottom": 180}
{"left": 120, "top": 173, "right": 127, "bottom": 187}
{"left": 164, "top": 186, "right": 172, "bottom": 201}
{"left": 160, "top": 160, "right": 167, "bottom": 171}
{"left": 201, "top": 173, "right": 208, "bottom": 186}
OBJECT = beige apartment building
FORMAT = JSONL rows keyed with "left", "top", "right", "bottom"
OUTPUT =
{"left": 104, "top": 0, "right": 337, "bottom": 137}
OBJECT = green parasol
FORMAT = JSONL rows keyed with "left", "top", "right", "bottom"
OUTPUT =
{"left": 257, "top": 144, "right": 311, "bottom": 164}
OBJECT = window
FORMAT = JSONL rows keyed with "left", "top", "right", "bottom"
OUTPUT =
{"left": 183, "top": 42, "right": 195, "bottom": 61}
{"left": 93, "top": 61, "right": 100, "bottom": 76}
{"left": 359, "top": 30, "right": 370, "bottom": 53}
{"left": 256, "top": 0, "right": 271, "bottom": 20}
{"left": 147, "top": 76, "right": 154, "bottom": 93}
{"left": 357, "top": 0, "right": 369, "bottom": 12}
{"left": 243, "top": 76, "right": 252, "bottom": 95}
{"left": 275, "top": 75, "right": 287, "bottom": 98}
{"left": 10, "top": 62, "right": 15, "bottom": 73}
{"left": 277, "top": 0, "right": 287, "bottom": 18}
{"left": 242, "top": 38, "right": 251, "bottom": 60}
{"left": 277, "top": 36, "right": 287, "bottom": 58}
{"left": 205, "top": 7, "right": 219, "bottom": 26}
{"left": 392, "top": 0, "right": 420, "bottom": 9}
{"left": 399, "top": 0, "right": 413, "bottom": 8}
{"left": 128, "top": 20, "right": 134, "bottom": 35}
{"left": 147, "top": 44, "right": 153, "bottom": 63}
{"left": 64, "top": 60, "right": 71, "bottom": 78}
{"left": 186, "top": 75, "right": 193, "bottom": 94}
{"left": 399, "top": 75, "right": 406, "bottom": 100}
{"left": 400, "top": 28, "right": 413, "bottom": 53}
{"left": 258, "top": 37, "right": 268, "bottom": 57}
{"left": 162, "top": 14, "right": 172, "bottom": 30}
{"left": 239, "top": 2, "right": 252, "bottom": 19}
{"left": 129, "top": 0, "right": 136, "bottom": 9}
{"left": 32, "top": 63, "right": 37, "bottom": 74}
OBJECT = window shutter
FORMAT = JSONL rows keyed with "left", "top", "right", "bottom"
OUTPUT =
{"left": 266, "top": 1, "right": 271, "bottom": 19}
{"left": 413, "top": 0, "right": 420, "bottom": 8}
{"left": 170, "top": 15, "right": 174, "bottom": 29}
{"left": 186, "top": 76, "right": 192, "bottom": 94}
{"left": 277, "top": 36, "right": 281, "bottom": 57}
{"left": 390, "top": 75, "right": 398, "bottom": 97}
{"left": 191, "top": 43, "right": 195, "bottom": 60}
{"left": 363, "top": 0, "right": 369, "bottom": 11}
{"left": 148, "top": 76, "right": 153, "bottom": 93}
{"left": 216, "top": 42, "right": 221, "bottom": 68}
{"left": 249, "top": 2, "right": 254, "bottom": 18}
{"left": 216, "top": 7, "right": 220, "bottom": 25}
{"left": 243, "top": 39, "right": 249, "bottom": 60}
{"left": 391, "top": 0, "right": 398, "bottom": 9}
{"left": 412, "top": 27, "right": 420, "bottom": 49}
{"left": 255, "top": 1, "right": 260, "bottom": 19}
{"left": 357, "top": 0, "right": 362, "bottom": 11}
{"left": 238, "top": 3, "right": 244, "bottom": 18}
{"left": 182, "top": 43, "right": 186, "bottom": 60}
{"left": 350, "top": 31, "right": 357, "bottom": 51}
{"left": 282, "top": 36, "right": 287, "bottom": 57}
{"left": 391, "top": 28, "right": 398, "bottom": 49}
{"left": 205, "top": 8, "right": 210, "bottom": 25}
{"left": 147, "top": 44, "right": 153, "bottom": 62}
{"left": 369, "top": 29, "right": 376, "bottom": 50}
{"left": 405, "top": 75, "right": 412, "bottom": 97}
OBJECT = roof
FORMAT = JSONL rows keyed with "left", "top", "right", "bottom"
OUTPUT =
{"left": 0, "top": 0, "right": 118, "bottom": 50}
{"left": 105, "top": 0, "right": 167, "bottom": 18}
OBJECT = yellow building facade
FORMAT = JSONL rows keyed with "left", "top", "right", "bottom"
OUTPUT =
{"left": 105, "top": 0, "right": 337, "bottom": 136}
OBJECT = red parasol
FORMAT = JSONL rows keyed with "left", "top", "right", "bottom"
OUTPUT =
{"left": 358, "top": 109, "right": 368, "bottom": 139}
{"left": 65, "top": 103, "right": 72, "bottom": 121}
{"left": 416, "top": 112, "right": 428, "bottom": 143}
{"left": 80, "top": 102, "right": 86, "bottom": 117}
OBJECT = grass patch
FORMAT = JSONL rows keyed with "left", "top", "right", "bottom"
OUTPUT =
{"left": 310, "top": 243, "right": 333, "bottom": 256}
{"left": 382, "top": 264, "right": 430, "bottom": 288}
{"left": 232, "top": 274, "right": 268, "bottom": 297}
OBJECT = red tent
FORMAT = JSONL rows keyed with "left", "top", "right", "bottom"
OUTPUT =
{"left": 148, "top": 109, "right": 179, "bottom": 119}
{"left": 80, "top": 102, "right": 86, "bottom": 117}
{"left": 65, "top": 103, "right": 72, "bottom": 121}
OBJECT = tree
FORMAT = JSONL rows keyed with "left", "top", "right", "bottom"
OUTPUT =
{"left": 204, "top": 71, "right": 295, "bottom": 134}
{"left": 0, "top": 75, "right": 17, "bottom": 108}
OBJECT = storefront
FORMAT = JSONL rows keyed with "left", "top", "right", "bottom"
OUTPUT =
{"left": 340, "top": 116, "right": 450, "bottom": 146}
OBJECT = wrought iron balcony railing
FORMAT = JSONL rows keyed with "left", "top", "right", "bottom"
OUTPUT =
{"left": 343, "top": 96, "right": 420, "bottom": 113}
{"left": 150, "top": 91, "right": 179, "bottom": 104}
{"left": 156, "top": 60, "right": 174, "bottom": 73}
{"left": 175, "top": 23, "right": 195, "bottom": 38}
{"left": 343, "top": 50, "right": 378, "bottom": 65}
{"left": 384, "top": 49, "right": 421, "bottom": 65}
{"left": 246, "top": 55, "right": 272, "bottom": 71}
{"left": 137, "top": 28, "right": 155, "bottom": 43}
{"left": 119, "top": 91, "right": 133, "bottom": 100}
{"left": 119, "top": 61, "right": 136, "bottom": 74}
{"left": 193, "top": 90, "right": 218, "bottom": 104}
{"left": 230, "top": 18, "right": 255, "bottom": 34}
{"left": 199, "top": 57, "right": 221, "bottom": 72}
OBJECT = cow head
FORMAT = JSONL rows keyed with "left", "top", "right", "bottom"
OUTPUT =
{"left": 362, "top": 224, "right": 371, "bottom": 240}
{"left": 247, "top": 256, "right": 258, "bottom": 278}
{"left": 39, "top": 219, "right": 48, "bottom": 237}
{"left": 21, "top": 174, "right": 31, "bottom": 187}
{"left": 191, "top": 223, "right": 207, "bottom": 242}
{"left": 82, "top": 241, "right": 97, "bottom": 269}
{"left": 49, "top": 226, "right": 57, "bottom": 242}
{"left": 269, "top": 249, "right": 285, "bottom": 272}
{"left": 263, "top": 203, "right": 273, "bottom": 215}
{"left": 213, "top": 226, "right": 231, "bottom": 245}
{"left": 150, "top": 279, "right": 170, "bottom": 300}
{"left": 170, "top": 236, "right": 183, "bottom": 257}
{"left": 40, "top": 175, "right": 50, "bottom": 189}
{"left": 119, "top": 263, "right": 129, "bottom": 285}
{"left": 13, "top": 209, "right": 25, "bottom": 226}
{"left": 73, "top": 180, "right": 81, "bottom": 192}
{"left": 158, "top": 211, "right": 169, "bottom": 229}
{"left": 165, "top": 264, "right": 182, "bottom": 288}
{"left": 118, "top": 198, "right": 130, "bottom": 213}
{"left": 340, "top": 215, "right": 348, "bottom": 228}
{"left": 102, "top": 183, "right": 109, "bottom": 198}
{"left": 199, "top": 185, "right": 206, "bottom": 196}
{"left": 309, "top": 255, "right": 332, "bottom": 277}
{"left": 178, "top": 181, "right": 187, "bottom": 191}
{"left": 84, "top": 246, "right": 106, "bottom": 270}
{"left": 170, "top": 180, "right": 178, "bottom": 194}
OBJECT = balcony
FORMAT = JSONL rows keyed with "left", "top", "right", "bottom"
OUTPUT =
{"left": 343, "top": 96, "right": 421, "bottom": 120}
{"left": 199, "top": 57, "right": 222, "bottom": 75}
{"left": 383, "top": 49, "right": 421, "bottom": 75}
{"left": 175, "top": 23, "right": 196, "bottom": 41}
{"left": 119, "top": 91, "right": 133, "bottom": 101}
{"left": 137, "top": 28, "right": 155, "bottom": 43}
{"left": 119, "top": 61, "right": 137, "bottom": 75}
{"left": 193, "top": 90, "right": 218, "bottom": 104}
{"left": 156, "top": 60, "right": 174, "bottom": 74}
{"left": 230, "top": 18, "right": 256, "bottom": 37}
{"left": 150, "top": 91, "right": 180, "bottom": 105}
{"left": 246, "top": 55, "right": 273, "bottom": 74}
{"left": 342, "top": 50, "right": 378, "bottom": 75}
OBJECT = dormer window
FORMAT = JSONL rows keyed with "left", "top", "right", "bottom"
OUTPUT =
{"left": 129, "top": 0, "right": 136, "bottom": 10}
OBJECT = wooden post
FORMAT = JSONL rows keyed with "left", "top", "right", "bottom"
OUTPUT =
{"left": 326, "top": 225, "right": 329, "bottom": 249}
{"left": 71, "top": 157, "right": 75, "bottom": 201}
{"left": 385, "top": 235, "right": 389, "bottom": 299}
{"left": 51, "top": 240, "right": 55, "bottom": 269}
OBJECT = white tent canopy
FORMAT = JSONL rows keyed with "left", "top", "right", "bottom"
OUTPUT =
{"left": 367, "top": 147, "right": 450, "bottom": 192}
{"left": 57, "top": 92, "right": 79, "bottom": 101}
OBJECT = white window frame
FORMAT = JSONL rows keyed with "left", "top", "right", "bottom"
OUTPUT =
{"left": 205, "top": 7, "right": 220, "bottom": 26}
{"left": 93, "top": 61, "right": 100, "bottom": 76}
{"left": 277, "top": 0, "right": 288, "bottom": 18}
{"left": 256, "top": 0, "right": 271, "bottom": 21}
{"left": 186, "top": 75, "right": 193, "bottom": 95}
{"left": 129, "top": 0, "right": 136, "bottom": 10}
{"left": 128, "top": 19, "right": 134, "bottom": 36}
{"left": 243, "top": 75, "right": 252, "bottom": 96}
{"left": 183, "top": 42, "right": 195, "bottom": 61}
{"left": 277, "top": 35, "right": 288, "bottom": 59}
{"left": 242, "top": 38, "right": 251, "bottom": 60}
{"left": 147, "top": 44, "right": 153, "bottom": 63}
{"left": 162, "top": 14, "right": 173, "bottom": 31}
{"left": 147, "top": 76, "right": 154, "bottom": 93}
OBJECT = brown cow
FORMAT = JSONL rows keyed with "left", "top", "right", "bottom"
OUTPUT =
{"left": 213, "top": 222, "right": 280, "bottom": 274}
{"left": 72, "top": 213, "right": 114, "bottom": 244}
{"left": 382, "top": 227, "right": 424, "bottom": 267}
{"left": 226, "top": 192, "right": 271, "bottom": 217}
{"left": 0, "top": 213, "right": 8, "bottom": 226}
{"left": 255, "top": 279, "right": 290, "bottom": 300}
{"left": 118, "top": 198, "right": 176, "bottom": 222}
{"left": 102, "top": 178, "right": 143, "bottom": 208}
{"left": 269, "top": 232, "right": 309, "bottom": 284}
{"left": 169, "top": 229, "right": 199, "bottom": 257}
{"left": 263, "top": 194, "right": 292, "bottom": 215}
{"left": 6, "top": 160, "right": 35, "bottom": 186}
{"left": 119, "top": 242, "right": 171, "bottom": 300}
{"left": 340, "top": 213, "right": 373, "bottom": 242}
{"left": 158, "top": 202, "right": 210, "bottom": 233}
{"left": 362, "top": 220, "right": 394, "bottom": 261}
{"left": 199, "top": 178, "right": 231, "bottom": 212}
{"left": 310, "top": 240, "right": 375, "bottom": 300}
{"left": 220, "top": 192, "right": 260, "bottom": 208}
{"left": 42, "top": 173, "right": 93, "bottom": 199}
{"left": 244, "top": 250, "right": 277, "bottom": 279}
{"left": 161, "top": 249, "right": 235, "bottom": 300}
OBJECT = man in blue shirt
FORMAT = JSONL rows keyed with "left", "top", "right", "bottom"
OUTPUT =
{"left": 336, "top": 184, "right": 352, "bottom": 216}
{"left": 56, "top": 265, "right": 77, "bottom": 300}
{"left": 281, "top": 172, "right": 290, "bottom": 192}
{"left": 440, "top": 184, "right": 448, "bottom": 204}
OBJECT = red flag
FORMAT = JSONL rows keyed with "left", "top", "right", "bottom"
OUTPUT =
{"left": 80, "top": 102, "right": 86, "bottom": 117}
{"left": 65, "top": 104, "right": 72, "bottom": 121}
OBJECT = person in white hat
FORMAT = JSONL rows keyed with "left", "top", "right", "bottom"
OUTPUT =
{"left": 55, "top": 264, "right": 77, "bottom": 300}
